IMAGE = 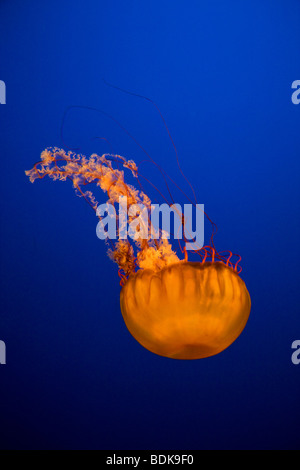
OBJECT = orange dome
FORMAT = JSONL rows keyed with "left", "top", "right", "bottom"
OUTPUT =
{"left": 120, "top": 262, "right": 251, "bottom": 359}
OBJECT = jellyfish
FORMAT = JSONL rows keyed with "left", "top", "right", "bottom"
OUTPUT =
{"left": 26, "top": 147, "right": 251, "bottom": 360}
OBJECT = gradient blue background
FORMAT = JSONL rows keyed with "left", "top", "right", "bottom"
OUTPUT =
{"left": 0, "top": 0, "right": 299, "bottom": 450}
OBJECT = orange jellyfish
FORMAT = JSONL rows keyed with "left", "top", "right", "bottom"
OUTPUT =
{"left": 26, "top": 147, "right": 251, "bottom": 360}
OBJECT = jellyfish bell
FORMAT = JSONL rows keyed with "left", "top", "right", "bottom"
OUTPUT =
{"left": 121, "top": 261, "right": 251, "bottom": 360}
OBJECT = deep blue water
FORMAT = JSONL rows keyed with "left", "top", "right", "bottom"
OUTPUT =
{"left": 0, "top": 0, "right": 299, "bottom": 450}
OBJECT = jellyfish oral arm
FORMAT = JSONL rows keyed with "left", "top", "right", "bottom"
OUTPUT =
{"left": 26, "top": 148, "right": 243, "bottom": 278}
